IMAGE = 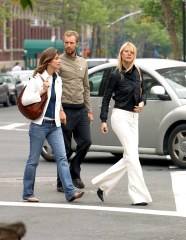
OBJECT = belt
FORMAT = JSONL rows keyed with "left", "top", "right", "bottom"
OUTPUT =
{"left": 42, "top": 119, "right": 55, "bottom": 124}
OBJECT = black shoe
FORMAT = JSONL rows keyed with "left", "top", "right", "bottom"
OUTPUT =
{"left": 97, "top": 188, "right": 104, "bottom": 202}
{"left": 132, "top": 202, "right": 148, "bottom": 206}
{"left": 57, "top": 186, "right": 64, "bottom": 193}
{"left": 72, "top": 178, "right": 85, "bottom": 189}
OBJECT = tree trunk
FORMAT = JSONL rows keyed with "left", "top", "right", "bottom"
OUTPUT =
{"left": 91, "top": 25, "right": 97, "bottom": 57}
{"left": 161, "top": 0, "right": 182, "bottom": 60}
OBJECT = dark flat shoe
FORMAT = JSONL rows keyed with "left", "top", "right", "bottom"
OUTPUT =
{"left": 132, "top": 202, "right": 148, "bottom": 206}
{"left": 97, "top": 188, "right": 104, "bottom": 202}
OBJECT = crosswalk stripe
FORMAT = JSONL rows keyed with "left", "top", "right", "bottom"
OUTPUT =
{"left": 170, "top": 171, "right": 186, "bottom": 213}
{"left": 0, "top": 201, "right": 185, "bottom": 217}
{"left": 0, "top": 123, "right": 27, "bottom": 130}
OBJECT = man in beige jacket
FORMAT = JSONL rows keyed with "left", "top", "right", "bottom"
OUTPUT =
{"left": 57, "top": 30, "right": 93, "bottom": 191}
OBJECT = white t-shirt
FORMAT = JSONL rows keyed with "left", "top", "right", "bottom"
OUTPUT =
{"left": 11, "top": 65, "right": 22, "bottom": 71}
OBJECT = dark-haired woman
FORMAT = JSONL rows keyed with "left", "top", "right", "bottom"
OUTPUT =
{"left": 22, "top": 47, "right": 84, "bottom": 203}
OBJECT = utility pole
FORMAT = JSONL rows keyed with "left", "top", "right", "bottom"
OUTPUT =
{"left": 183, "top": 0, "right": 186, "bottom": 62}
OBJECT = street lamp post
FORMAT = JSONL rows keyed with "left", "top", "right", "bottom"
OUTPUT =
{"left": 107, "top": 10, "right": 142, "bottom": 28}
{"left": 183, "top": 0, "right": 186, "bottom": 62}
{"left": 105, "top": 10, "right": 142, "bottom": 58}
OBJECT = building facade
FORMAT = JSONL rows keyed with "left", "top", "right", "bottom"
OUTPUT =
{"left": 0, "top": 5, "right": 62, "bottom": 70}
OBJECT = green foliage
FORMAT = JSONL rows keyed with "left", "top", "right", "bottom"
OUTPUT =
{"left": 20, "top": 0, "right": 33, "bottom": 10}
{"left": 0, "top": 0, "right": 182, "bottom": 59}
{"left": 0, "top": 66, "right": 8, "bottom": 73}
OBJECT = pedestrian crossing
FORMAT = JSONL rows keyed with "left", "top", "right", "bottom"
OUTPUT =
{"left": 0, "top": 122, "right": 186, "bottom": 217}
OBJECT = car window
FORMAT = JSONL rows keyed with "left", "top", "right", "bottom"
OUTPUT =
{"left": 157, "top": 67, "right": 186, "bottom": 99}
{"left": 142, "top": 71, "right": 164, "bottom": 100}
{"left": 89, "top": 71, "right": 104, "bottom": 96}
{"left": 89, "top": 67, "right": 115, "bottom": 97}
{"left": 3, "top": 76, "right": 13, "bottom": 84}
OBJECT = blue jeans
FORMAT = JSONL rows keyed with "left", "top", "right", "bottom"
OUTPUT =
{"left": 23, "top": 122, "right": 76, "bottom": 201}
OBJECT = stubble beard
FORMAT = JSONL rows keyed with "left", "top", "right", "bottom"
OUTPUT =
{"left": 65, "top": 49, "right": 76, "bottom": 57}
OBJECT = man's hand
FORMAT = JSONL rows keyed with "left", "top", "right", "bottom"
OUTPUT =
{"left": 88, "top": 112, "right": 94, "bottom": 121}
{"left": 60, "top": 110, "right": 66, "bottom": 125}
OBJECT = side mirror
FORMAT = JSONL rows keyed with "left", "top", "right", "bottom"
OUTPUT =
{"left": 150, "top": 86, "right": 165, "bottom": 95}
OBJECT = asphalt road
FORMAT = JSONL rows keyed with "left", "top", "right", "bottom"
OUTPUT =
{"left": 0, "top": 105, "right": 186, "bottom": 240}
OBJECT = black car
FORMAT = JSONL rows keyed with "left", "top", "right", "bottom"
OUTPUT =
{"left": 1, "top": 73, "right": 24, "bottom": 105}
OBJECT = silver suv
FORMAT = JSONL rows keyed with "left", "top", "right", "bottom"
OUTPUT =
{"left": 41, "top": 58, "right": 186, "bottom": 168}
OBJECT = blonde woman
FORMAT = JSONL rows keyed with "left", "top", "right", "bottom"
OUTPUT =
{"left": 92, "top": 42, "right": 152, "bottom": 206}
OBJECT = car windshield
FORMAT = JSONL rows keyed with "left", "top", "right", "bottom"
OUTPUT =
{"left": 156, "top": 66, "right": 186, "bottom": 98}
{"left": 2, "top": 76, "right": 13, "bottom": 85}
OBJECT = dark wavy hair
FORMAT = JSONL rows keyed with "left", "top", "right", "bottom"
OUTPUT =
{"left": 33, "top": 47, "right": 59, "bottom": 76}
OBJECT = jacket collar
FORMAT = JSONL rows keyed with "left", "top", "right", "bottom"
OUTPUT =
{"left": 64, "top": 52, "right": 77, "bottom": 60}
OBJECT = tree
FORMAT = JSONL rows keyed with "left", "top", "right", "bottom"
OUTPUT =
{"left": 160, "top": 0, "right": 181, "bottom": 60}
{"left": 140, "top": 0, "right": 182, "bottom": 60}
{"left": 13, "top": 0, "right": 33, "bottom": 10}
{"left": 1, "top": 0, "right": 178, "bottom": 59}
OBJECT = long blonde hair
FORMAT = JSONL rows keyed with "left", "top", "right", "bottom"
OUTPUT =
{"left": 117, "top": 42, "right": 137, "bottom": 73}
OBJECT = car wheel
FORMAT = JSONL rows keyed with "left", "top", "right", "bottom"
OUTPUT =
{"left": 41, "top": 140, "right": 55, "bottom": 162}
{"left": 168, "top": 124, "right": 186, "bottom": 168}
{"left": 3, "top": 94, "right": 10, "bottom": 107}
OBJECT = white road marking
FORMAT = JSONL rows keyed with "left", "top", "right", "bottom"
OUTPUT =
{"left": 0, "top": 123, "right": 27, "bottom": 130}
{"left": 170, "top": 171, "right": 186, "bottom": 213}
{"left": 0, "top": 123, "right": 28, "bottom": 131}
{"left": 0, "top": 201, "right": 185, "bottom": 217}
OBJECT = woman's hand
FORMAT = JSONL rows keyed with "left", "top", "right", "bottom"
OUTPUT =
{"left": 134, "top": 101, "right": 144, "bottom": 113}
{"left": 40, "top": 80, "right": 50, "bottom": 96}
{"left": 101, "top": 122, "right": 108, "bottom": 133}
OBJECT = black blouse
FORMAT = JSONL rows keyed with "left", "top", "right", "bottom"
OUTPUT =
{"left": 100, "top": 65, "right": 146, "bottom": 122}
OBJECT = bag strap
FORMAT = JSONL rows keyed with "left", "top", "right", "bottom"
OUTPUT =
{"left": 136, "top": 67, "right": 143, "bottom": 97}
{"left": 136, "top": 67, "right": 142, "bottom": 84}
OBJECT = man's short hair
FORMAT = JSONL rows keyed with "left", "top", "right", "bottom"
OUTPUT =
{"left": 63, "top": 30, "right": 79, "bottom": 43}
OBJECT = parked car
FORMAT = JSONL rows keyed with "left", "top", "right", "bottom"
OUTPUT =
{"left": 86, "top": 58, "right": 116, "bottom": 69}
{"left": 2, "top": 73, "right": 24, "bottom": 105}
{"left": 41, "top": 58, "right": 186, "bottom": 168}
{"left": 0, "top": 74, "right": 9, "bottom": 107}
{"left": 7, "top": 70, "right": 34, "bottom": 87}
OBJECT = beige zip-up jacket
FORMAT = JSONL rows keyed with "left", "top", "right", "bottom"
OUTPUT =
{"left": 59, "top": 53, "right": 92, "bottom": 112}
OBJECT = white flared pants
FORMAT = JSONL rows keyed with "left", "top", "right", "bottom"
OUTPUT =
{"left": 92, "top": 108, "right": 152, "bottom": 204}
